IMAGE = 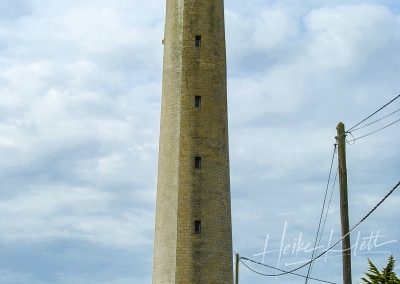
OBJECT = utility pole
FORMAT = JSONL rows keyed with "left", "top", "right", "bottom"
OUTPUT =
{"left": 235, "top": 253, "right": 239, "bottom": 284}
{"left": 336, "top": 122, "right": 352, "bottom": 284}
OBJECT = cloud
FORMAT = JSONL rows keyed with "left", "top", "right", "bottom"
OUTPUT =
{"left": 252, "top": 8, "right": 299, "bottom": 50}
{"left": 0, "top": 184, "right": 154, "bottom": 248}
{"left": 1, "top": 2, "right": 160, "bottom": 282}
{"left": 0, "top": 0, "right": 32, "bottom": 21}
{"left": 304, "top": 4, "right": 400, "bottom": 73}
{"left": 1, "top": 0, "right": 400, "bottom": 283}
{"left": 227, "top": 3, "right": 400, "bottom": 283}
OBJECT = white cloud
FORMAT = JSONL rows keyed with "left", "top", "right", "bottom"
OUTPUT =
{"left": 304, "top": 4, "right": 399, "bottom": 72}
{"left": 1, "top": 0, "right": 400, "bottom": 283}
{"left": 229, "top": 66, "right": 305, "bottom": 125}
{"left": 0, "top": 185, "right": 153, "bottom": 248}
{"left": 252, "top": 8, "right": 298, "bottom": 50}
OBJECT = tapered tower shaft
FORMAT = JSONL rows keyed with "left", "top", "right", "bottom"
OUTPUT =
{"left": 153, "top": 0, "right": 233, "bottom": 283}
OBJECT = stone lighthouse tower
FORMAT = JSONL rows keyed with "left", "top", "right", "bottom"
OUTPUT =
{"left": 152, "top": 0, "right": 233, "bottom": 283}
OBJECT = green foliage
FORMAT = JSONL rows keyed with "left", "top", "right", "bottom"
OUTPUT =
{"left": 361, "top": 255, "right": 400, "bottom": 284}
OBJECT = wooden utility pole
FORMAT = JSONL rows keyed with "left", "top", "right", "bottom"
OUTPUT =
{"left": 235, "top": 253, "right": 239, "bottom": 284}
{"left": 336, "top": 122, "right": 352, "bottom": 284}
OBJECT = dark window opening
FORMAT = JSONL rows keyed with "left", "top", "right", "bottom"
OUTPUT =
{"left": 195, "top": 96, "right": 201, "bottom": 108}
{"left": 195, "top": 156, "right": 201, "bottom": 169}
{"left": 195, "top": 35, "right": 201, "bottom": 47}
{"left": 194, "top": 220, "right": 201, "bottom": 234}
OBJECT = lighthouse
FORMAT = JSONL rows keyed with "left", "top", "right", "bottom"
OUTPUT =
{"left": 152, "top": 0, "right": 233, "bottom": 282}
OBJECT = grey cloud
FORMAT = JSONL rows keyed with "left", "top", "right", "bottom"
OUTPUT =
{"left": 1, "top": 0, "right": 400, "bottom": 283}
{"left": 0, "top": 241, "right": 152, "bottom": 284}
{"left": 0, "top": 0, "right": 32, "bottom": 21}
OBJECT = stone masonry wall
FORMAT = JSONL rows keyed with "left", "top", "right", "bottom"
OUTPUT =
{"left": 153, "top": 0, "right": 233, "bottom": 283}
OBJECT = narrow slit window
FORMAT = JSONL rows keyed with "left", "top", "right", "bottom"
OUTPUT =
{"left": 195, "top": 96, "right": 201, "bottom": 108}
{"left": 195, "top": 156, "right": 201, "bottom": 169}
{"left": 194, "top": 220, "right": 201, "bottom": 234}
{"left": 195, "top": 35, "right": 201, "bottom": 47}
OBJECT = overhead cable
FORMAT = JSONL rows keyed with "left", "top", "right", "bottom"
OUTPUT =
{"left": 240, "top": 179, "right": 400, "bottom": 277}
{"left": 347, "top": 117, "right": 400, "bottom": 143}
{"left": 305, "top": 144, "right": 337, "bottom": 283}
{"left": 239, "top": 258, "right": 336, "bottom": 284}
{"left": 350, "top": 108, "right": 400, "bottom": 132}
{"left": 347, "top": 94, "right": 400, "bottom": 132}
{"left": 307, "top": 168, "right": 338, "bottom": 282}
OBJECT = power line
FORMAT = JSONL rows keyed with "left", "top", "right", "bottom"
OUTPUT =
{"left": 347, "top": 117, "right": 400, "bottom": 143}
{"left": 316, "top": 169, "right": 338, "bottom": 253}
{"left": 240, "top": 179, "right": 400, "bottom": 277}
{"left": 350, "top": 108, "right": 400, "bottom": 132}
{"left": 308, "top": 168, "right": 338, "bottom": 281}
{"left": 239, "top": 258, "right": 337, "bottom": 284}
{"left": 347, "top": 94, "right": 400, "bottom": 132}
{"left": 305, "top": 144, "right": 337, "bottom": 283}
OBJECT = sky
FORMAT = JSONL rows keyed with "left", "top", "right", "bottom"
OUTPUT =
{"left": 0, "top": 0, "right": 400, "bottom": 283}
